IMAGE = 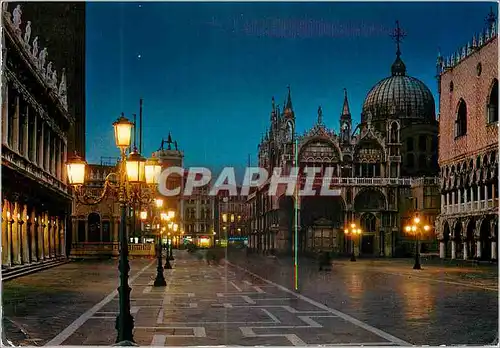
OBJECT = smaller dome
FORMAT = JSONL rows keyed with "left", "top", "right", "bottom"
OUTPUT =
{"left": 391, "top": 56, "right": 406, "bottom": 76}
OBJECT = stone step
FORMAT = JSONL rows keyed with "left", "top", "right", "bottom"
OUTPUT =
{"left": 2, "top": 258, "right": 70, "bottom": 281}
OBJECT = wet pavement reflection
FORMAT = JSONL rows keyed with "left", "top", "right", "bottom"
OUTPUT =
{"left": 229, "top": 251, "right": 498, "bottom": 345}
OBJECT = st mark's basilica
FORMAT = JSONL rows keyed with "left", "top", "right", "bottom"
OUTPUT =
{"left": 246, "top": 21, "right": 441, "bottom": 257}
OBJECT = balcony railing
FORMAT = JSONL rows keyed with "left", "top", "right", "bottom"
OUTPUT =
{"left": 70, "top": 242, "right": 156, "bottom": 258}
{"left": 442, "top": 198, "right": 498, "bottom": 215}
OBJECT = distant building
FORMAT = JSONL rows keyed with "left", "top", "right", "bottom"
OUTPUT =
{"left": 435, "top": 9, "right": 498, "bottom": 260}
{"left": 215, "top": 189, "right": 247, "bottom": 245}
{"left": 1, "top": 4, "right": 78, "bottom": 268}
{"left": 183, "top": 185, "right": 215, "bottom": 247}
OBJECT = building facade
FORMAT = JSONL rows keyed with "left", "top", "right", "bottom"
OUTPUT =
{"left": 247, "top": 22, "right": 440, "bottom": 257}
{"left": 183, "top": 185, "right": 215, "bottom": 247}
{"left": 1, "top": 4, "right": 74, "bottom": 268}
{"left": 215, "top": 190, "right": 247, "bottom": 245}
{"left": 435, "top": 11, "right": 498, "bottom": 261}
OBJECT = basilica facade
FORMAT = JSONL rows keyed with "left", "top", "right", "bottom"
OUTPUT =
{"left": 247, "top": 22, "right": 440, "bottom": 257}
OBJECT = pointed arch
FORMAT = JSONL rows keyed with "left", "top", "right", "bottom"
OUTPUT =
{"left": 487, "top": 78, "right": 498, "bottom": 123}
{"left": 455, "top": 98, "right": 467, "bottom": 137}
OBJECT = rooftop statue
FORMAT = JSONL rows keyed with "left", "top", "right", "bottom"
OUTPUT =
{"left": 12, "top": 5, "right": 22, "bottom": 30}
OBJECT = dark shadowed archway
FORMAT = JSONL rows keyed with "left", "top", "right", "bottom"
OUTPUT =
{"left": 301, "top": 196, "right": 345, "bottom": 252}
{"left": 465, "top": 220, "right": 475, "bottom": 259}
{"left": 442, "top": 221, "right": 451, "bottom": 258}
{"left": 88, "top": 213, "right": 101, "bottom": 243}
{"left": 480, "top": 219, "right": 491, "bottom": 260}
{"left": 354, "top": 189, "right": 386, "bottom": 211}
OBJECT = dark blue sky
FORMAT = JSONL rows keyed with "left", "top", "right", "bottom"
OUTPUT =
{"left": 86, "top": 2, "right": 496, "bottom": 172}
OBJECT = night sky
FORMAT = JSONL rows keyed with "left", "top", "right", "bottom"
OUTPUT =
{"left": 86, "top": 1, "right": 496, "bottom": 175}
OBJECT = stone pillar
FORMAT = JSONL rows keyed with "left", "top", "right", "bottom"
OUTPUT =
{"left": 12, "top": 202, "right": 21, "bottom": 265}
{"left": 72, "top": 217, "right": 78, "bottom": 242}
{"left": 477, "top": 186, "right": 481, "bottom": 202}
{"left": 21, "top": 204, "right": 29, "bottom": 264}
{"left": 44, "top": 128, "right": 50, "bottom": 172}
{"left": 476, "top": 240, "right": 482, "bottom": 259}
{"left": 30, "top": 112, "right": 37, "bottom": 162}
{"left": 54, "top": 217, "right": 60, "bottom": 256}
{"left": 451, "top": 240, "right": 456, "bottom": 259}
{"left": 463, "top": 242, "right": 468, "bottom": 260}
{"left": 22, "top": 105, "right": 29, "bottom": 158}
{"left": 43, "top": 213, "right": 50, "bottom": 258}
{"left": 2, "top": 82, "right": 9, "bottom": 145}
{"left": 441, "top": 194, "right": 445, "bottom": 211}
{"left": 38, "top": 121, "right": 44, "bottom": 167}
{"left": 51, "top": 136, "right": 57, "bottom": 176}
{"left": 2, "top": 200, "right": 12, "bottom": 266}
{"left": 62, "top": 142, "right": 68, "bottom": 183}
{"left": 85, "top": 220, "right": 89, "bottom": 242}
{"left": 60, "top": 218, "right": 66, "bottom": 257}
{"left": 491, "top": 241, "right": 497, "bottom": 260}
{"left": 38, "top": 215, "right": 45, "bottom": 260}
{"left": 113, "top": 217, "right": 119, "bottom": 242}
{"left": 30, "top": 210, "right": 38, "bottom": 262}
{"left": 12, "top": 94, "right": 19, "bottom": 152}
{"left": 439, "top": 241, "right": 445, "bottom": 258}
{"left": 484, "top": 185, "right": 488, "bottom": 202}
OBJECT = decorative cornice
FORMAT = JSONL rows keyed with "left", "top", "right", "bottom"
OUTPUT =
{"left": 3, "top": 4, "right": 70, "bottom": 116}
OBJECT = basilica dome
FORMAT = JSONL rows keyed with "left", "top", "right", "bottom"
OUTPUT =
{"left": 361, "top": 55, "right": 436, "bottom": 122}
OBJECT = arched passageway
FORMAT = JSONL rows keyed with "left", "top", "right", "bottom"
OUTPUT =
{"left": 301, "top": 196, "right": 345, "bottom": 253}
{"left": 87, "top": 213, "right": 101, "bottom": 243}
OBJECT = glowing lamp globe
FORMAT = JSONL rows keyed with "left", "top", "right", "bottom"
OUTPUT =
{"left": 145, "top": 156, "right": 162, "bottom": 185}
{"left": 168, "top": 210, "right": 175, "bottom": 219}
{"left": 66, "top": 153, "right": 87, "bottom": 185}
{"left": 126, "top": 150, "right": 146, "bottom": 183}
{"left": 113, "top": 114, "right": 134, "bottom": 149}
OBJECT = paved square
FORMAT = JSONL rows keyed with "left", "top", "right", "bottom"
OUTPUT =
{"left": 47, "top": 252, "right": 407, "bottom": 346}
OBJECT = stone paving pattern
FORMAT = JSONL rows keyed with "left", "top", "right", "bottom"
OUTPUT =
{"left": 228, "top": 251, "right": 498, "bottom": 346}
{"left": 2, "top": 250, "right": 498, "bottom": 346}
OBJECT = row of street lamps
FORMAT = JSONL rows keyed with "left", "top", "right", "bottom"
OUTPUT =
{"left": 345, "top": 216, "right": 430, "bottom": 268}
{"left": 66, "top": 114, "right": 166, "bottom": 345}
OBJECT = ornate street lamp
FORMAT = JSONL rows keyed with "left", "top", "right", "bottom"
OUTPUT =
{"left": 344, "top": 223, "right": 362, "bottom": 262}
{"left": 66, "top": 113, "right": 147, "bottom": 345}
{"left": 405, "top": 215, "right": 430, "bottom": 270}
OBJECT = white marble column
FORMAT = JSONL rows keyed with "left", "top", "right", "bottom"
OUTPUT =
{"left": 491, "top": 242, "right": 497, "bottom": 260}
{"left": 451, "top": 240, "right": 456, "bottom": 259}
{"left": 439, "top": 241, "right": 445, "bottom": 258}
{"left": 463, "top": 242, "right": 468, "bottom": 260}
{"left": 476, "top": 240, "right": 482, "bottom": 259}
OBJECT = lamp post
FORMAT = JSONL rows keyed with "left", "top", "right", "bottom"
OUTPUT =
{"left": 167, "top": 211, "right": 176, "bottom": 260}
{"left": 164, "top": 212, "right": 175, "bottom": 269}
{"left": 344, "top": 223, "right": 362, "bottom": 262}
{"left": 405, "top": 215, "right": 430, "bottom": 270}
{"left": 66, "top": 113, "right": 161, "bottom": 345}
{"left": 153, "top": 198, "right": 166, "bottom": 287}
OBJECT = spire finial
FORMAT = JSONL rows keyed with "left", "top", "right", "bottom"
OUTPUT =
{"left": 390, "top": 20, "right": 406, "bottom": 58}
{"left": 486, "top": 6, "right": 496, "bottom": 30}
{"left": 341, "top": 88, "right": 351, "bottom": 117}
{"left": 317, "top": 106, "right": 323, "bottom": 125}
{"left": 285, "top": 85, "right": 293, "bottom": 111}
